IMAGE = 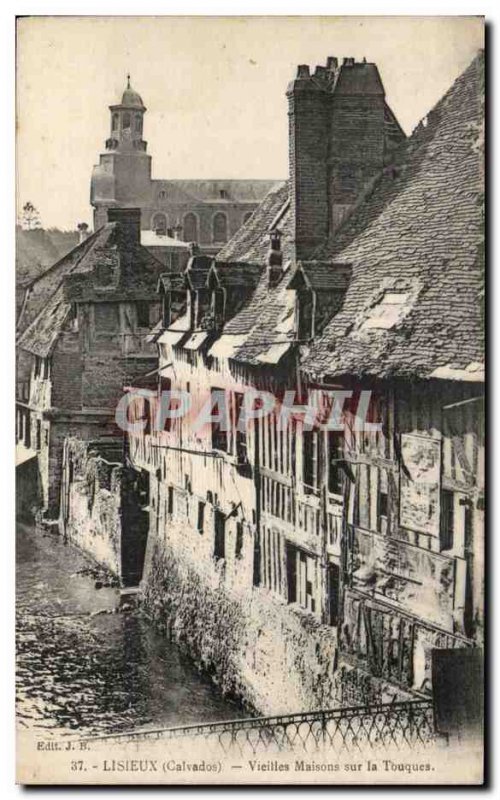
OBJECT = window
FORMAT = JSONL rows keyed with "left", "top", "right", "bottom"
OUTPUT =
{"left": 183, "top": 213, "right": 198, "bottom": 242}
{"left": 261, "top": 526, "right": 283, "bottom": 595}
{"left": 158, "top": 190, "right": 167, "bottom": 201}
{"left": 134, "top": 114, "right": 142, "bottom": 134}
{"left": 303, "top": 430, "right": 319, "bottom": 494}
{"left": 34, "top": 356, "right": 41, "bottom": 379}
{"left": 328, "top": 431, "right": 343, "bottom": 495}
{"left": 112, "top": 113, "right": 119, "bottom": 131}
{"left": 235, "top": 521, "right": 244, "bottom": 559}
{"left": 197, "top": 501, "right": 205, "bottom": 534}
{"left": 210, "top": 388, "right": 229, "bottom": 453}
{"left": 96, "top": 262, "right": 113, "bottom": 286}
{"left": 94, "top": 303, "right": 120, "bottom": 334}
{"left": 152, "top": 213, "right": 167, "bottom": 235}
{"left": 378, "top": 471, "right": 388, "bottom": 534}
{"left": 297, "top": 290, "right": 314, "bottom": 340}
{"left": 286, "top": 544, "right": 319, "bottom": 614}
{"left": 214, "top": 509, "right": 225, "bottom": 560}
{"left": 360, "top": 291, "right": 411, "bottom": 331}
{"left": 213, "top": 212, "right": 228, "bottom": 244}
{"left": 327, "top": 563, "right": 340, "bottom": 626}
{"left": 122, "top": 112, "right": 131, "bottom": 129}
{"left": 440, "top": 489, "right": 455, "bottom": 551}
{"left": 243, "top": 212, "right": 253, "bottom": 224}
{"left": 36, "top": 420, "right": 42, "bottom": 451}
{"left": 167, "top": 485, "right": 174, "bottom": 516}
{"left": 233, "top": 392, "right": 248, "bottom": 465}
{"left": 136, "top": 301, "right": 151, "bottom": 328}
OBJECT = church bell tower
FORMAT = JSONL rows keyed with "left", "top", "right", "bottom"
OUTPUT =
{"left": 106, "top": 75, "right": 147, "bottom": 153}
{"left": 90, "top": 76, "right": 152, "bottom": 231}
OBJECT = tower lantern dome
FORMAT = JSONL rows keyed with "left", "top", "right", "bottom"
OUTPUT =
{"left": 107, "top": 75, "right": 147, "bottom": 152}
{"left": 120, "top": 75, "right": 146, "bottom": 110}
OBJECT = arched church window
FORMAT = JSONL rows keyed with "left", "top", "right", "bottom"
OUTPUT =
{"left": 152, "top": 213, "right": 167, "bottom": 236}
{"left": 183, "top": 213, "right": 198, "bottom": 242}
{"left": 134, "top": 114, "right": 142, "bottom": 134}
{"left": 123, "top": 112, "right": 131, "bottom": 129}
{"left": 213, "top": 212, "right": 228, "bottom": 244}
{"left": 112, "top": 113, "right": 119, "bottom": 131}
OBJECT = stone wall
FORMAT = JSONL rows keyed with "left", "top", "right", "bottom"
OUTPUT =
{"left": 142, "top": 537, "right": 340, "bottom": 715}
{"left": 60, "top": 437, "right": 124, "bottom": 577}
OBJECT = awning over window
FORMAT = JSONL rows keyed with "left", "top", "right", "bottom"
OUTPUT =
{"left": 182, "top": 331, "right": 210, "bottom": 351}
{"left": 158, "top": 329, "right": 186, "bottom": 348}
{"left": 208, "top": 334, "right": 248, "bottom": 360}
{"left": 256, "top": 341, "right": 293, "bottom": 364}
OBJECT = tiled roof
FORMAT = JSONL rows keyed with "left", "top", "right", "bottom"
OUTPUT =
{"left": 302, "top": 51, "right": 484, "bottom": 382}
{"left": 16, "top": 229, "right": 107, "bottom": 334}
{"left": 216, "top": 182, "right": 292, "bottom": 263}
{"left": 18, "top": 222, "right": 164, "bottom": 357}
{"left": 287, "top": 262, "right": 352, "bottom": 291}
{"left": 17, "top": 287, "right": 71, "bottom": 358}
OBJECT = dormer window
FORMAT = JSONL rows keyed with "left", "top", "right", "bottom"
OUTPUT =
{"left": 360, "top": 290, "right": 411, "bottom": 330}
{"left": 96, "top": 262, "right": 113, "bottom": 286}
{"left": 211, "top": 288, "right": 225, "bottom": 330}
{"left": 296, "top": 289, "right": 314, "bottom": 341}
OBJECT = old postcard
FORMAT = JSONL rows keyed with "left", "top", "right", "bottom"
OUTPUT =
{"left": 15, "top": 15, "right": 485, "bottom": 785}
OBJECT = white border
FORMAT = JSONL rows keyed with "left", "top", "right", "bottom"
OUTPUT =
{"left": 1, "top": 2, "right": 496, "bottom": 797}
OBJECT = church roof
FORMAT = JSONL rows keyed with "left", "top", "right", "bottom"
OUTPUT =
{"left": 151, "top": 179, "right": 280, "bottom": 205}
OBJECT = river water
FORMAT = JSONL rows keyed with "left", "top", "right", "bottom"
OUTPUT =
{"left": 16, "top": 521, "right": 244, "bottom": 737}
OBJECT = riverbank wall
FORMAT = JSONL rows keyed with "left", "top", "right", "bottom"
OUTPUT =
{"left": 59, "top": 437, "right": 149, "bottom": 586}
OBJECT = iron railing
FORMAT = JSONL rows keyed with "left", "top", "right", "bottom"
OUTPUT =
{"left": 86, "top": 699, "right": 436, "bottom": 755}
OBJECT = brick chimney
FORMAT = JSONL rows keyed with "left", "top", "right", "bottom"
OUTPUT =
{"left": 287, "top": 64, "right": 330, "bottom": 260}
{"left": 106, "top": 207, "right": 141, "bottom": 245}
{"left": 77, "top": 222, "right": 89, "bottom": 244}
{"left": 287, "top": 57, "right": 393, "bottom": 259}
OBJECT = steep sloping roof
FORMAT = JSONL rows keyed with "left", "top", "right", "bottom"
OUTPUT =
{"left": 16, "top": 229, "right": 106, "bottom": 333}
{"left": 303, "top": 51, "right": 484, "bottom": 382}
{"left": 18, "top": 222, "right": 165, "bottom": 357}
{"left": 216, "top": 182, "right": 292, "bottom": 263}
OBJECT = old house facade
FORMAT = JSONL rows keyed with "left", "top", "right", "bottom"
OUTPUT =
{"left": 16, "top": 208, "right": 165, "bottom": 517}
{"left": 90, "top": 78, "right": 278, "bottom": 252}
{"left": 33, "top": 53, "right": 484, "bottom": 725}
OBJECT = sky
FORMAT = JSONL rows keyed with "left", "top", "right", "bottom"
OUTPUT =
{"left": 16, "top": 15, "right": 484, "bottom": 231}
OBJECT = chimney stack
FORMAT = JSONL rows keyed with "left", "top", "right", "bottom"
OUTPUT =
{"left": 107, "top": 207, "right": 141, "bottom": 245}
{"left": 286, "top": 56, "right": 394, "bottom": 254}
{"left": 287, "top": 63, "right": 329, "bottom": 260}
{"left": 77, "top": 222, "right": 89, "bottom": 244}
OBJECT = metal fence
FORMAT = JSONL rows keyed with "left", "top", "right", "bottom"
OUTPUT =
{"left": 87, "top": 699, "right": 437, "bottom": 756}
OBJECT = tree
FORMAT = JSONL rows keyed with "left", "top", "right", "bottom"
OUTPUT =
{"left": 20, "top": 202, "right": 42, "bottom": 231}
